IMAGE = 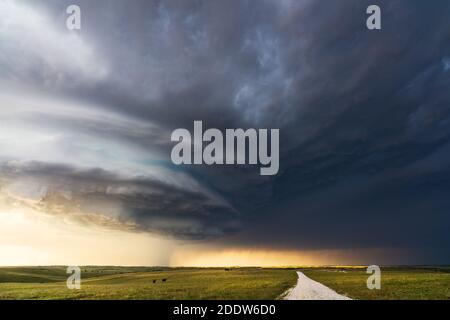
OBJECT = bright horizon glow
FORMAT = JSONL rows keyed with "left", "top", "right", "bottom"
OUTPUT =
{"left": 168, "top": 246, "right": 411, "bottom": 267}
{"left": 0, "top": 196, "right": 411, "bottom": 267}
{"left": 0, "top": 204, "right": 177, "bottom": 266}
{"left": 0, "top": 204, "right": 410, "bottom": 267}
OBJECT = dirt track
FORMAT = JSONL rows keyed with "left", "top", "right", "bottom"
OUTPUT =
{"left": 284, "top": 271, "right": 351, "bottom": 300}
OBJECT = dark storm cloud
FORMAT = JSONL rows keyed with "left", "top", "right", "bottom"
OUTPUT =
{"left": 0, "top": 161, "right": 239, "bottom": 239}
{"left": 1, "top": 0, "right": 450, "bottom": 262}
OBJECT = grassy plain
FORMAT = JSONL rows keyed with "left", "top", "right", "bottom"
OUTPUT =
{"left": 0, "top": 267, "right": 297, "bottom": 300}
{"left": 302, "top": 266, "right": 450, "bottom": 300}
{"left": 0, "top": 266, "right": 448, "bottom": 300}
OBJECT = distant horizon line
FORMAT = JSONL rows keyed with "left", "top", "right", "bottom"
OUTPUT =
{"left": 1, "top": 264, "right": 449, "bottom": 268}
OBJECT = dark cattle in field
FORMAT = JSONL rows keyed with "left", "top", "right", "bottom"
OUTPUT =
{"left": 162, "top": 279, "right": 167, "bottom": 282}
{"left": 153, "top": 280, "right": 156, "bottom": 283}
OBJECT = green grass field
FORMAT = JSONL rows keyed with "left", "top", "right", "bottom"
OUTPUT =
{"left": 302, "top": 266, "right": 450, "bottom": 300}
{"left": 0, "top": 266, "right": 448, "bottom": 299}
{"left": 0, "top": 267, "right": 297, "bottom": 300}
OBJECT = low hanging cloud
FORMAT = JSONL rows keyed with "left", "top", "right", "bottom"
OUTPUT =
{"left": 0, "top": 161, "right": 240, "bottom": 239}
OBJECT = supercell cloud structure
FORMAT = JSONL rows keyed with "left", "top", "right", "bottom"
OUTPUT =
{"left": 0, "top": 0, "right": 450, "bottom": 262}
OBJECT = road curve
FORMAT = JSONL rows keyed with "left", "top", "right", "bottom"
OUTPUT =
{"left": 283, "top": 271, "right": 352, "bottom": 300}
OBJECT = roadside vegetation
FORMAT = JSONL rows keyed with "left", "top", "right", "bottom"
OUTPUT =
{"left": 302, "top": 266, "right": 450, "bottom": 300}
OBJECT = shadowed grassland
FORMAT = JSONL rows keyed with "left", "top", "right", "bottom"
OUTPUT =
{"left": 1, "top": 266, "right": 448, "bottom": 300}
{"left": 0, "top": 266, "right": 169, "bottom": 283}
{"left": 0, "top": 267, "right": 297, "bottom": 300}
{"left": 302, "top": 266, "right": 450, "bottom": 300}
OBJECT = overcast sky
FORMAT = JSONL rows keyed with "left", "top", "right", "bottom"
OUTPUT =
{"left": 1, "top": 0, "right": 450, "bottom": 264}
